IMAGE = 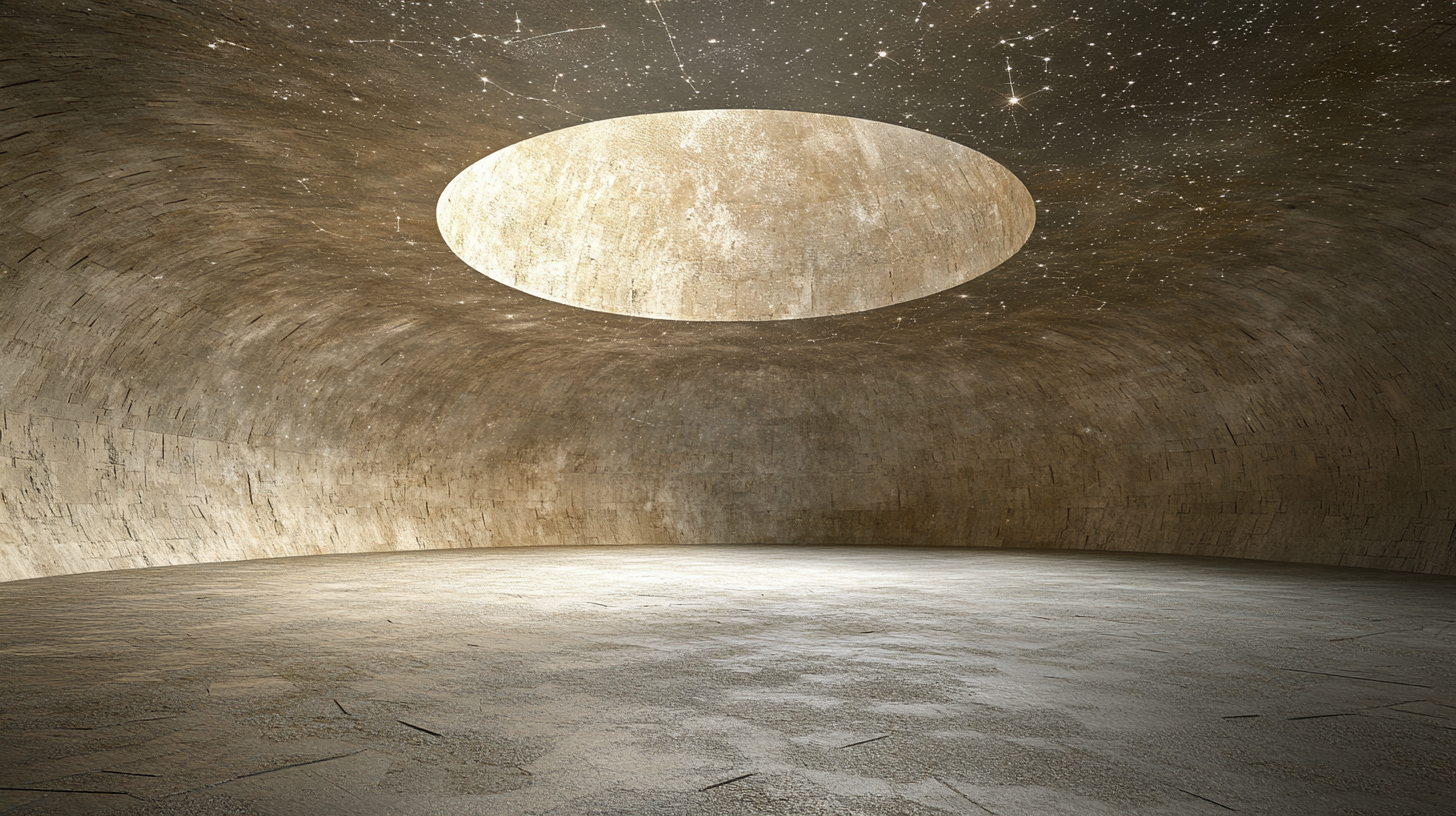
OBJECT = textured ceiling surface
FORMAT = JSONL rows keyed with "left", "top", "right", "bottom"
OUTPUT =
{"left": 0, "top": 0, "right": 1453, "bottom": 580}
{"left": 438, "top": 109, "right": 1036, "bottom": 321}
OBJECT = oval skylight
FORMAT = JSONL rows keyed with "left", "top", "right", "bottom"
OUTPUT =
{"left": 438, "top": 109, "right": 1035, "bottom": 321}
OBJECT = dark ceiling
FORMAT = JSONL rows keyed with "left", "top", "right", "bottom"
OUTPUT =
{"left": 1, "top": 0, "right": 1453, "bottom": 579}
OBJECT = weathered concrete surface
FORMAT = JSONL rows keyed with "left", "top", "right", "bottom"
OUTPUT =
{"left": 1, "top": 546, "right": 1452, "bottom": 814}
{"left": 439, "top": 110, "right": 1035, "bottom": 321}
{"left": 1, "top": 0, "right": 1455, "bottom": 580}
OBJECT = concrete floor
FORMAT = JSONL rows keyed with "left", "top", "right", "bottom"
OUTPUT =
{"left": 0, "top": 547, "right": 1452, "bottom": 816}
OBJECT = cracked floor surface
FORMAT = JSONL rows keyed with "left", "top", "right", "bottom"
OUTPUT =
{"left": 1, "top": 545, "right": 1453, "bottom": 815}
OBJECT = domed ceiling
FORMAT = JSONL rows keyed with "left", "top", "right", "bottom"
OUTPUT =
{"left": 0, "top": 0, "right": 1452, "bottom": 579}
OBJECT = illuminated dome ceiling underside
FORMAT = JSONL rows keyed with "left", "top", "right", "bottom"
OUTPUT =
{"left": 0, "top": 0, "right": 1452, "bottom": 579}
{"left": 439, "top": 109, "right": 1035, "bottom": 321}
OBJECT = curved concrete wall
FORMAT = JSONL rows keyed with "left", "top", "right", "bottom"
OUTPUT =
{"left": 1, "top": 0, "right": 1453, "bottom": 580}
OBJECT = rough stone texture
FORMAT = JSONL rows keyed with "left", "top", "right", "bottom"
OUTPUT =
{"left": 1, "top": 0, "right": 1455, "bottom": 580}
{"left": 438, "top": 109, "right": 1035, "bottom": 321}
{"left": 1, "top": 546, "right": 1453, "bottom": 815}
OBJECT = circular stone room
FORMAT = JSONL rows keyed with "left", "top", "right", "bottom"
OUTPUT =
{"left": 0, "top": 1, "right": 1453, "bottom": 815}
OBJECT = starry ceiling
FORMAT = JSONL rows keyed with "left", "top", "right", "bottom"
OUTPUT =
{"left": 33, "top": 0, "right": 1443, "bottom": 330}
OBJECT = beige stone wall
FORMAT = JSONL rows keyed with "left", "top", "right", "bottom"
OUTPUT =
{"left": 1, "top": 0, "right": 1453, "bottom": 581}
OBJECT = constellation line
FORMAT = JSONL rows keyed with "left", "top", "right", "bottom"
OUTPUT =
{"left": 649, "top": 0, "right": 699, "bottom": 94}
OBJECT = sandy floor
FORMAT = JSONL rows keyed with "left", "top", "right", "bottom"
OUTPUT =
{"left": 0, "top": 545, "right": 1452, "bottom": 815}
